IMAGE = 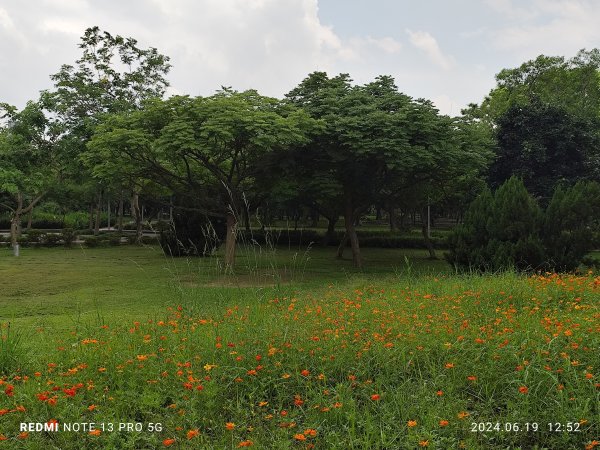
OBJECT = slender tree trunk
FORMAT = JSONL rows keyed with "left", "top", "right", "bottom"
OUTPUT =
{"left": 388, "top": 205, "right": 396, "bottom": 231}
{"left": 107, "top": 197, "right": 111, "bottom": 229}
{"left": 375, "top": 207, "right": 382, "bottom": 221}
{"left": 10, "top": 192, "right": 44, "bottom": 256}
{"left": 421, "top": 207, "right": 437, "bottom": 259}
{"left": 336, "top": 232, "right": 349, "bottom": 258}
{"left": 243, "top": 208, "right": 251, "bottom": 232}
{"left": 117, "top": 191, "right": 124, "bottom": 232}
{"left": 10, "top": 214, "right": 20, "bottom": 255}
{"left": 344, "top": 189, "right": 362, "bottom": 268}
{"left": 26, "top": 210, "right": 33, "bottom": 230}
{"left": 224, "top": 212, "right": 237, "bottom": 270}
{"left": 88, "top": 203, "right": 94, "bottom": 230}
{"left": 94, "top": 191, "right": 102, "bottom": 236}
{"left": 132, "top": 191, "right": 142, "bottom": 244}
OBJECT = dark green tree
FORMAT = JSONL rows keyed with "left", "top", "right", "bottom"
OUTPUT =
{"left": 543, "top": 181, "right": 600, "bottom": 271}
{"left": 446, "top": 177, "right": 545, "bottom": 271}
{"left": 490, "top": 100, "right": 600, "bottom": 199}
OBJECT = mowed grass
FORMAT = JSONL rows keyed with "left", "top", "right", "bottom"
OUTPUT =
{"left": 0, "top": 245, "right": 598, "bottom": 449}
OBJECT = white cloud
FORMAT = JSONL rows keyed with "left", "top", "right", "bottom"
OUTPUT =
{"left": 487, "top": 0, "right": 600, "bottom": 58}
{"left": 406, "top": 29, "right": 454, "bottom": 70}
{"left": 366, "top": 36, "right": 402, "bottom": 54}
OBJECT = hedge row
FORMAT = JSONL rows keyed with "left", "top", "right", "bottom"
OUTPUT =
{"left": 236, "top": 229, "right": 448, "bottom": 249}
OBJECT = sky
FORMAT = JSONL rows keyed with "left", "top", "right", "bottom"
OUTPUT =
{"left": 1, "top": 0, "right": 599, "bottom": 116}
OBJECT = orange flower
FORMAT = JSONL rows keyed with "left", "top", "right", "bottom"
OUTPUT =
{"left": 585, "top": 440, "right": 599, "bottom": 450}
{"left": 304, "top": 428, "right": 317, "bottom": 437}
{"left": 519, "top": 386, "right": 529, "bottom": 394}
{"left": 439, "top": 420, "right": 449, "bottom": 427}
{"left": 0, "top": 434, "right": 7, "bottom": 441}
{"left": 444, "top": 363, "right": 454, "bottom": 369}
{"left": 136, "top": 355, "right": 148, "bottom": 361}
{"left": 163, "top": 438, "right": 176, "bottom": 446}
{"left": 436, "top": 390, "right": 443, "bottom": 396}
{"left": 300, "top": 369, "right": 310, "bottom": 377}
{"left": 18, "top": 432, "right": 29, "bottom": 439}
{"left": 407, "top": 420, "right": 417, "bottom": 428}
{"left": 238, "top": 441, "right": 253, "bottom": 447}
{"left": 294, "top": 433, "right": 307, "bottom": 441}
{"left": 89, "top": 429, "right": 101, "bottom": 436}
{"left": 258, "top": 401, "right": 268, "bottom": 407}
{"left": 370, "top": 394, "right": 381, "bottom": 401}
{"left": 467, "top": 376, "right": 477, "bottom": 381}
{"left": 88, "top": 404, "right": 97, "bottom": 411}
{"left": 419, "top": 440, "right": 429, "bottom": 447}
{"left": 585, "top": 373, "right": 594, "bottom": 379}
{"left": 226, "top": 422, "right": 236, "bottom": 430}
{"left": 457, "top": 411, "right": 470, "bottom": 419}
{"left": 187, "top": 429, "right": 200, "bottom": 439}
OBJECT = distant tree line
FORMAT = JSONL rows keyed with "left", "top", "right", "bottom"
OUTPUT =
{"left": 1, "top": 27, "right": 599, "bottom": 271}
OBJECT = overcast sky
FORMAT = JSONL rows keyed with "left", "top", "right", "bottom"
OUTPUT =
{"left": 1, "top": 0, "right": 599, "bottom": 116}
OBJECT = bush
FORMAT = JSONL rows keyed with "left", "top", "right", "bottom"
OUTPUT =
{"left": 106, "top": 234, "right": 122, "bottom": 246}
{"left": 159, "top": 212, "right": 225, "bottom": 257}
{"left": 25, "top": 229, "right": 44, "bottom": 243}
{"left": 446, "top": 178, "right": 600, "bottom": 272}
{"left": 83, "top": 236, "right": 100, "bottom": 248}
{"left": 43, "top": 233, "right": 62, "bottom": 246}
{"left": 446, "top": 177, "right": 545, "bottom": 272}
{"left": 61, "top": 228, "right": 76, "bottom": 247}
{"left": 542, "top": 181, "right": 600, "bottom": 271}
{"left": 64, "top": 212, "right": 89, "bottom": 229}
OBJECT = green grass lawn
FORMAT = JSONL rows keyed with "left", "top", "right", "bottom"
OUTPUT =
{"left": 0, "top": 244, "right": 448, "bottom": 328}
{"left": 0, "top": 245, "right": 598, "bottom": 449}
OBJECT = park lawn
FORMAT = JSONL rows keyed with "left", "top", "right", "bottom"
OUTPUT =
{"left": 0, "top": 246, "right": 598, "bottom": 449}
{"left": 0, "top": 245, "right": 448, "bottom": 330}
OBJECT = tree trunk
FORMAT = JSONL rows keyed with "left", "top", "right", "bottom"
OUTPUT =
{"left": 132, "top": 192, "right": 142, "bottom": 244}
{"left": 10, "top": 214, "right": 20, "bottom": 255}
{"left": 388, "top": 206, "right": 396, "bottom": 231}
{"left": 375, "top": 207, "right": 382, "bottom": 221}
{"left": 336, "top": 231, "right": 348, "bottom": 258}
{"left": 243, "top": 208, "right": 251, "bottom": 232}
{"left": 224, "top": 212, "right": 237, "bottom": 270}
{"left": 421, "top": 207, "right": 437, "bottom": 259}
{"left": 26, "top": 210, "right": 33, "bottom": 230}
{"left": 107, "top": 197, "right": 111, "bottom": 229}
{"left": 117, "top": 192, "right": 124, "bottom": 232}
{"left": 10, "top": 192, "right": 44, "bottom": 256}
{"left": 94, "top": 191, "right": 102, "bottom": 236}
{"left": 344, "top": 190, "right": 362, "bottom": 268}
{"left": 88, "top": 203, "right": 94, "bottom": 230}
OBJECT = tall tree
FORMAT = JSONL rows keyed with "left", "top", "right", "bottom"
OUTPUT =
{"left": 44, "top": 26, "right": 172, "bottom": 232}
{"left": 88, "top": 90, "right": 320, "bottom": 268}
{"left": 0, "top": 102, "right": 62, "bottom": 254}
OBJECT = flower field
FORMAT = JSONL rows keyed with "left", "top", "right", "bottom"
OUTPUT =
{"left": 0, "top": 270, "right": 599, "bottom": 449}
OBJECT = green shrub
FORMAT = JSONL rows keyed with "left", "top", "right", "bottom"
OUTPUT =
{"left": 64, "top": 212, "right": 89, "bottom": 229}
{"left": 447, "top": 178, "right": 600, "bottom": 272}
{"left": 61, "top": 228, "right": 76, "bottom": 247}
{"left": 25, "top": 229, "right": 44, "bottom": 243}
{"left": 43, "top": 233, "right": 62, "bottom": 247}
{"left": 83, "top": 236, "right": 100, "bottom": 248}
{"left": 106, "top": 234, "right": 122, "bottom": 246}
{"left": 446, "top": 177, "right": 545, "bottom": 272}
{"left": 542, "top": 181, "right": 600, "bottom": 271}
